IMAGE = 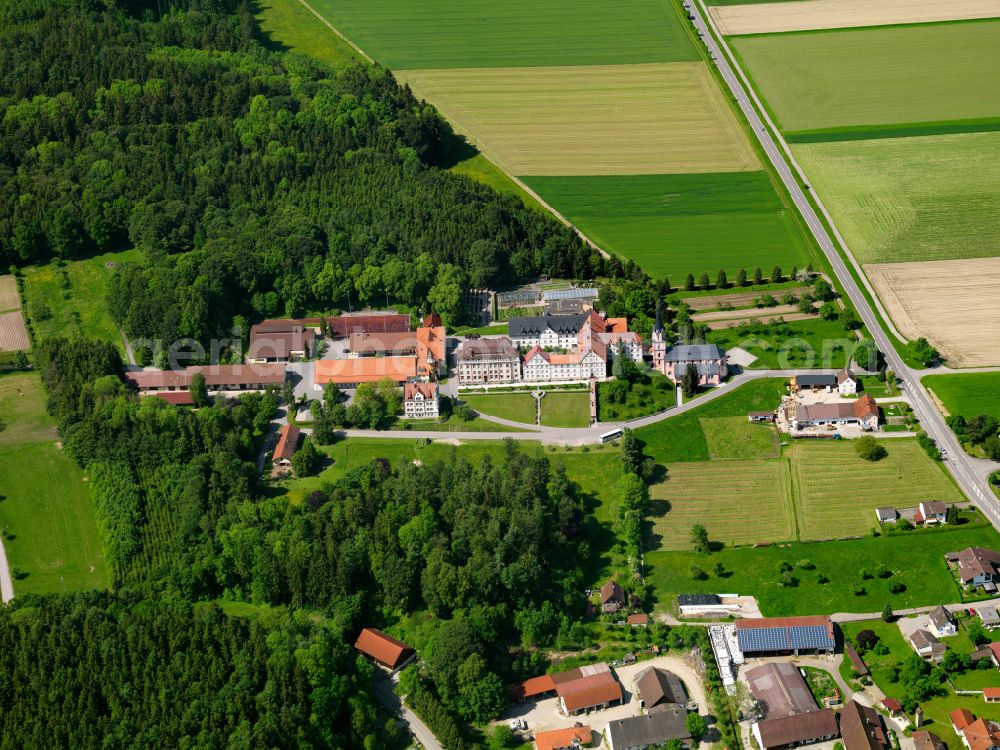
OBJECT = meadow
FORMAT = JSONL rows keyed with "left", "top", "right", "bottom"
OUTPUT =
{"left": 462, "top": 393, "right": 538, "bottom": 425}
{"left": 646, "top": 524, "right": 1000, "bottom": 616}
{"left": 0, "top": 373, "right": 108, "bottom": 595}
{"left": 396, "top": 63, "right": 759, "bottom": 176}
{"left": 700, "top": 416, "right": 779, "bottom": 459}
{"left": 707, "top": 317, "right": 863, "bottom": 369}
{"left": 539, "top": 392, "right": 590, "bottom": 428}
{"left": 732, "top": 20, "right": 1000, "bottom": 133}
{"left": 22, "top": 248, "right": 141, "bottom": 351}
{"left": 522, "top": 172, "right": 811, "bottom": 279}
{"left": 305, "top": 0, "right": 699, "bottom": 70}
{"left": 791, "top": 130, "right": 1000, "bottom": 265}
{"left": 924, "top": 372, "right": 1000, "bottom": 419}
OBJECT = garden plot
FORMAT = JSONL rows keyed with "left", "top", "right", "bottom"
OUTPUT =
{"left": 0, "top": 276, "right": 20, "bottom": 311}
{"left": 0, "top": 311, "right": 29, "bottom": 351}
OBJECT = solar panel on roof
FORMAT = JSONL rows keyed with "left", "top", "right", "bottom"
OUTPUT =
{"left": 789, "top": 626, "right": 834, "bottom": 650}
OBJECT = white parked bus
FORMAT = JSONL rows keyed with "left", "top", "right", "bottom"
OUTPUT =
{"left": 600, "top": 428, "right": 623, "bottom": 443}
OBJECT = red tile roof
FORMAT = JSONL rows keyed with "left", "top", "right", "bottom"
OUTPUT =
{"left": 404, "top": 381, "right": 437, "bottom": 401}
{"left": 512, "top": 674, "right": 557, "bottom": 701}
{"left": 881, "top": 698, "right": 902, "bottom": 712}
{"left": 952, "top": 708, "right": 976, "bottom": 730}
{"left": 736, "top": 615, "right": 832, "bottom": 630}
{"left": 854, "top": 393, "right": 879, "bottom": 420}
{"left": 534, "top": 726, "right": 591, "bottom": 750}
{"left": 273, "top": 423, "right": 300, "bottom": 462}
{"left": 126, "top": 364, "right": 286, "bottom": 390}
{"left": 354, "top": 628, "right": 413, "bottom": 669}
{"left": 628, "top": 614, "right": 649, "bottom": 626}
{"left": 150, "top": 391, "right": 194, "bottom": 405}
{"left": 984, "top": 688, "right": 1000, "bottom": 700}
{"left": 551, "top": 664, "right": 622, "bottom": 713}
{"left": 314, "top": 356, "right": 417, "bottom": 385}
{"left": 963, "top": 718, "right": 1000, "bottom": 750}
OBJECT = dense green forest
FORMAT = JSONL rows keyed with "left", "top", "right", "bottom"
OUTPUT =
{"left": 0, "top": 591, "right": 392, "bottom": 750}
{"left": 1, "top": 0, "right": 609, "bottom": 342}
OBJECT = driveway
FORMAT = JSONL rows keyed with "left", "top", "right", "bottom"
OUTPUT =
{"left": 373, "top": 672, "right": 443, "bottom": 750}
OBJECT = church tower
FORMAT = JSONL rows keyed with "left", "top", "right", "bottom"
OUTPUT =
{"left": 651, "top": 299, "right": 667, "bottom": 375}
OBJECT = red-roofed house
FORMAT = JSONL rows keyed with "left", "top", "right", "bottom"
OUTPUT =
{"left": 551, "top": 663, "right": 623, "bottom": 715}
{"left": 952, "top": 708, "right": 976, "bottom": 733}
{"left": 601, "top": 581, "right": 625, "bottom": 613}
{"left": 272, "top": 423, "right": 300, "bottom": 475}
{"left": 985, "top": 688, "right": 1000, "bottom": 704}
{"left": 881, "top": 698, "right": 903, "bottom": 717}
{"left": 404, "top": 381, "right": 439, "bottom": 419}
{"left": 511, "top": 674, "right": 557, "bottom": 703}
{"left": 958, "top": 716, "right": 1000, "bottom": 750}
{"left": 534, "top": 726, "right": 592, "bottom": 750}
{"left": 354, "top": 628, "right": 414, "bottom": 670}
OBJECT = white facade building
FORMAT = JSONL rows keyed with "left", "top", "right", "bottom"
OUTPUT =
{"left": 403, "top": 381, "right": 439, "bottom": 419}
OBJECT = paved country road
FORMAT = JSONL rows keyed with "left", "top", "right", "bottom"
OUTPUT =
{"left": 688, "top": 0, "right": 1000, "bottom": 531}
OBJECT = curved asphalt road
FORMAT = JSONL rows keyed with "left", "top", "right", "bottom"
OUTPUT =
{"left": 688, "top": 0, "right": 1000, "bottom": 528}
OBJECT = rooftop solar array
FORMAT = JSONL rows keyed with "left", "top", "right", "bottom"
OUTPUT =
{"left": 737, "top": 624, "right": 834, "bottom": 654}
{"left": 543, "top": 287, "right": 599, "bottom": 301}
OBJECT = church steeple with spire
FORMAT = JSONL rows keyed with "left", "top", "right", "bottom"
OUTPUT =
{"left": 651, "top": 299, "right": 667, "bottom": 374}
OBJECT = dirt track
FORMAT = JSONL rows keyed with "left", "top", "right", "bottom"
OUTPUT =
{"left": 711, "top": 0, "right": 1000, "bottom": 36}
{"left": 866, "top": 258, "right": 1000, "bottom": 368}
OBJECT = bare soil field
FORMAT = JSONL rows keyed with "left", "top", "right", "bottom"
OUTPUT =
{"left": 705, "top": 312, "right": 817, "bottom": 330}
{"left": 711, "top": 0, "right": 1000, "bottom": 36}
{"left": 395, "top": 62, "right": 760, "bottom": 176}
{"left": 0, "top": 311, "right": 29, "bottom": 351}
{"left": 866, "top": 258, "right": 1000, "bottom": 367}
{"left": 682, "top": 286, "right": 808, "bottom": 310}
{"left": 0, "top": 276, "right": 20, "bottom": 311}
{"left": 693, "top": 303, "right": 800, "bottom": 322}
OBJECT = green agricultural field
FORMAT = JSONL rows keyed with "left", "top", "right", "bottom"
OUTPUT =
{"left": 707, "top": 317, "right": 865, "bottom": 369}
{"left": 539, "top": 392, "right": 590, "bottom": 428}
{"left": 649, "top": 459, "right": 795, "bottom": 550}
{"left": 306, "top": 0, "right": 699, "bottom": 70}
{"left": 0, "top": 373, "right": 108, "bottom": 595}
{"left": 523, "top": 172, "right": 811, "bottom": 279}
{"left": 790, "top": 440, "right": 962, "bottom": 541}
{"left": 700, "top": 416, "right": 779, "bottom": 459}
{"left": 22, "top": 248, "right": 140, "bottom": 350}
{"left": 792, "top": 130, "right": 1000, "bottom": 264}
{"left": 646, "top": 524, "right": 1000, "bottom": 616}
{"left": 732, "top": 20, "right": 1000, "bottom": 134}
{"left": 397, "top": 63, "right": 759, "bottom": 177}
{"left": 923, "top": 372, "right": 1000, "bottom": 419}
{"left": 255, "top": 0, "right": 360, "bottom": 67}
{"left": 462, "top": 393, "right": 538, "bottom": 425}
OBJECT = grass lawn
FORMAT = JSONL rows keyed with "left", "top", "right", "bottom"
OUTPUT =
{"left": 447, "top": 153, "right": 543, "bottom": 209}
{"left": 700, "top": 416, "right": 779, "bottom": 459}
{"left": 398, "top": 62, "right": 759, "bottom": 177}
{"left": 731, "top": 20, "right": 1000, "bottom": 133}
{"left": 305, "top": 0, "right": 699, "bottom": 70}
{"left": 707, "top": 317, "right": 863, "bottom": 369}
{"left": 522, "top": 172, "right": 811, "bottom": 280}
{"left": 22, "top": 248, "right": 140, "bottom": 350}
{"left": 646, "top": 524, "right": 1000, "bottom": 616}
{"left": 462, "top": 393, "right": 537, "bottom": 425}
{"left": 453, "top": 322, "right": 509, "bottom": 337}
{"left": 923, "top": 372, "right": 1000, "bottom": 419}
{"left": 597, "top": 375, "right": 675, "bottom": 421}
{"left": 791, "top": 130, "right": 1000, "bottom": 265}
{"left": 841, "top": 619, "right": 1000, "bottom": 749}
{"left": 649, "top": 458, "right": 795, "bottom": 550}
{"left": 540, "top": 392, "right": 590, "bottom": 428}
{"left": 388, "top": 414, "right": 528, "bottom": 433}
{"left": 254, "top": 0, "right": 360, "bottom": 67}
{"left": 0, "top": 373, "right": 108, "bottom": 595}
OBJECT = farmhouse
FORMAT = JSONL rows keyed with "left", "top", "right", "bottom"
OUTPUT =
{"left": 601, "top": 581, "right": 626, "bottom": 613}
{"left": 918, "top": 502, "right": 948, "bottom": 526}
{"left": 928, "top": 605, "right": 957, "bottom": 637}
{"left": 455, "top": 337, "right": 522, "bottom": 385}
{"left": 745, "top": 662, "right": 817, "bottom": 719}
{"left": 793, "top": 394, "right": 880, "bottom": 431}
{"left": 752, "top": 708, "right": 839, "bottom": 750}
{"left": 912, "top": 731, "right": 947, "bottom": 750}
{"left": 248, "top": 321, "right": 315, "bottom": 362}
{"left": 353, "top": 628, "right": 414, "bottom": 670}
{"left": 403, "top": 381, "right": 439, "bottom": 419}
{"left": 534, "top": 726, "right": 592, "bottom": 750}
{"left": 126, "top": 363, "right": 286, "bottom": 394}
{"left": 550, "top": 662, "right": 623, "bottom": 716}
{"left": 947, "top": 547, "right": 1000, "bottom": 591}
{"left": 635, "top": 667, "right": 687, "bottom": 712}
{"left": 605, "top": 707, "right": 691, "bottom": 750}
{"left": 735, "top": 616, "right": 836, "bottom": 657}
{"left": 837, "top": 368, "right": 859, "bottom": 396}
{"left": 909, "top": 629, "right": 947, "bottom": 662}
{"left": 314, "top": 356, "right": 417, "bottom": 388}
{"left": 840, "top": 700, "right": 890, "bottom": 750}
{"left": 272, "top": 423, "right": 300, "bottom": 471}
{"left": 875, "top": 507, "right": 898, "bottom": 524}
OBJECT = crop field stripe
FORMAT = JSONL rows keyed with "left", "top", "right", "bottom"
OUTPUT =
{"left": 785, "top": 118, "right": 1000, "bottom": 144}
{"left": 0, "top": 276, "right": 20, "bottom": 311}
{"left": 731, "top": 20, "right": 1000, "bottom": 133}
{"left": 305, "top": 0, "right": 699, "bottom": 69}
{"left": 395, "top": 63, "right": 760, "bottom": 177}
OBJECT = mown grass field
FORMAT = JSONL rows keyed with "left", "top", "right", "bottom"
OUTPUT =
{"left": 707, "top": 317, "right": 863, "bottom": 369}
{"left": 700, "top": 416, "right": 779, "bottom": 459}
{"left": 0, "top": 373, "right": 108, "bottom": 595}
{"left": 646, "top": 524, "right": 1000, "bottom": 616}
{"left": 539, "top": 392, "right": 590, "bottom": 428}
{"left": 924, "top": 372, "right": 1000, "bottom": 419}
{"left": 462, "top": 393, "right": 538, "bottom": 425}
{"left": 790, "top": 440, "right": 962, "bottom": 540}
{"left": 791, "top": 130, "right": 1000, "bottom": 264}
{"left": 650, "top": 459, "right": 794, "bottom": 550}
{"left": 522, "top": 172, "right": 811, "bottom": 279}
{"left": 732, "top": 20, "right": 1000, "bottom": 133}
{"left": 397, "top": 63, "right": 759, "bottom": 176}
{"left": 22, "top": 248, "right": 140, "bottom": 350}
{"left": 306, "top": 0, "right": 699, "bottom": 70}
{"left": 254, "top": 0, "right": 359, "bottom": 66}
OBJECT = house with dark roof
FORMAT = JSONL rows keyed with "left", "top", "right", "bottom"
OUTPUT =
{"left": 635, "top": 667, "right": 687, "bottom": 712}
{"left": 248, "top": 321, "right": 315, "bottom": 363}
{"left": 551, "top": 663, "right": 623, "bottom": 715}
{"left": 919, "top": 502, "right": 948, "bottom": 526}
{"left": 605, "top": 706, "right": 691, "bottom": 750}
{"left": 745, "top": 662, "right": 817, "bottom": 719}
{"left": 875, "top": 507, "right": 897, "bottom": 524}
{"left": 928, "top": 605, "right": 957, "bottom": 637}
{"left": 880, "top": 698, "right": 903, "bottom": 718}
{"left": 844, "top": 643, "right": 870, "bottom": 677}
{"left": 752, "top": 709, "right": 839, "bottom": 750}
{"left": 601, "top": 581, "right": 625, "bottom": 613}
{"left": 979, "top": 605, "right": 1000, "bottom": 630}
{"left": 735, "top": 616, "right": 836, "bottom": 656}
{"left": 354, "top": 628, "right": 414, "bottom": 670}
{"left": 652, "top": 342, "right": 728, "bottom": 386}
{"left": 949, "top": 547, "right": 1000, "bottom": 592}
{"left": 793, "top": 374, "right": 838, "bottom": 391}
{"left": 909, "top": 629, "right": 947, "bottom": 663}
{"left": 840, "top": 700, "right": 890, "bottom": 750}
{"left": 508, "top": 313, "right": 593, "bottom": 349}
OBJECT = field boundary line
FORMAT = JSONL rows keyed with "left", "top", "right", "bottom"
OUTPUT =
{"left": 696, "top": 0, "right": 909, "bottom": 344}
{"left": 0, "top": 536, "right": 13, "bottom": 602}
{"left": 291, "top": 0, "right": 611, "bottom": 260}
